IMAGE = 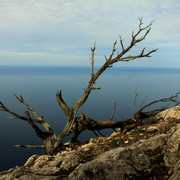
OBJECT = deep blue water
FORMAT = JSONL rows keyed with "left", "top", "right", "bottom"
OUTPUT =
{"left": 0, "top": 66, "right": 179, "bottom": 171}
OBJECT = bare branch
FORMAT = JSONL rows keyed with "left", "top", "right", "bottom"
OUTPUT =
{"left": 1, "top": 95, "right": 55, "bottom": 154}
{"left": 25, "top": 111, "right": 55, "bottom": 154}
{"left": 14, "top": 94, "right": 54, "bottom": 134}
{"left": 53, "top": 19, "right": 158, "bottom": 149}
{"left": 0, "top": 95, "right": 47, "bottom": 124}
{"left": 93, "top": 130, "right": 99, "bottom": 137}
{"left": 119, "top": 36, "right": 125, "bottom": 52}
{"left": 138, "top": 17, "right": 143, "bottom": 30}
{"left": 145, "top": 48, "right": 158, "bottom": 57}
{"left": 7, "top": 116, "right": 17, "bottom": 120}
{"left": 92, "top": 87, "right": 101, "bottom": 90}
{"left": 140, "top": 47, "right": 146, "bottom": 56}
{"left": 70, "top": 19, "right": 157, "bottom": 120}
{"left": 25, "top": 111, "right": 46, "bottom": 140}
{"left": 140, "top": 93, "right": 151, "bottom": 108}
{"left": 14, "top": 94, "right": 43, "bottom": 122}
{"left": 137, "top": 92, "right": 180, "bottom": 115}
{"left": 56, "top": 90, "right": 71, "bottom": 118}
{"left": 98, "top": 130, "right": 105, "bottom": 137}
{"left": 0, "top": 101, "right": 27, "bottom": 121}
{"left": 129, "top": 18, "right": 154, "bottom": 47}
{"left": 109, "top": 101, "right": 116, "bottom": 121}
{"left": 68, "top": 92, "right": 179, "bottom": 141}
{"left": 113, "top": 128, "right": 117, "bottom": 132}
{"left": 91, "top": 42, "right": 96, "bottom": 79}
{"left": 75, "top": 113, "right": 135, "bottom": 132}
{"left": 113, "top": 48, "right": 158, "bottom": 63}
{"left": 1, "top": 18, "right": 160, "bottom": 154}
{"left": 106, "top": 41, "right": 117, "bottom": 62}
{"left": 15, "top": 145, "right": 45, "bottom": 149}
{"left": 134, "top": 89, "right": 139, "bottom": 111}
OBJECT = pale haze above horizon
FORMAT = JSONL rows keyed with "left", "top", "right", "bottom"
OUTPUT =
{"left": 0, "top": 0, "right": 179, "bottom": 68}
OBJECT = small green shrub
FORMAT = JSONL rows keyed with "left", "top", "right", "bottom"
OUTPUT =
{"left": 111, "top": 138, "right": 124, "bottom": 146}
{"left": 133, "top": 129, "right": 145, "bottom": 133}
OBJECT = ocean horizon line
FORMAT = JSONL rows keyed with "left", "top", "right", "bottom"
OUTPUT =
{"left": 0, "top": 65, "right": 180, "bottom": 71}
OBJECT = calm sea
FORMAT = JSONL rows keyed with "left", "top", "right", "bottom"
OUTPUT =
{"left": 0, "top": 66, "right": 179, "bottom": 171}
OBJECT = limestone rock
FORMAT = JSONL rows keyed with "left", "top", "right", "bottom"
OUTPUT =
{"left": 68, "top": 134, "right": 167, "bottom": 180}
{"left": 156, "top": 106, "right": 180, "bottom": 120}
{"left": 60, "top": 153, "right": 80, "bottom": 170}
{"left": 24, "top": 155, "right": 39, "bottom": 166}
{"left": 146, "top": 126, "right": 159, "bottom": 133}
{"left": 164, "top": 124, "right": 180, "bottom": 172}
{"left": 0, "top": 106, "right": 180, "bottom": 180}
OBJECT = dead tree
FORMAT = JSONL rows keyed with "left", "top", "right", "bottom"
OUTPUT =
{"left": 54, "top": 18, "right": 157, "bottom": 148}
{"left": 1, "top": 18, "right": 178, "bottom": 155}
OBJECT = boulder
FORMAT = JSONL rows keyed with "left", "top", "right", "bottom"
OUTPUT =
{"left": 0, "top": 106, "right": 180, "bottom": 180}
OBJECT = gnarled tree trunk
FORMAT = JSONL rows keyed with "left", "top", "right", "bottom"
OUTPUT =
{"left": 1, "top": 18, "right": 178, "bottom": 155}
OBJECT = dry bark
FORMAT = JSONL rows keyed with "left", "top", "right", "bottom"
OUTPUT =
{"left": 2, "top": 18, "right": 178, "bottom": 155}
{"left": 70, "top": 93, "right": 180, "bottom": 141}
{"left": 54, "top": 18, "right": 158, "bottom": 148}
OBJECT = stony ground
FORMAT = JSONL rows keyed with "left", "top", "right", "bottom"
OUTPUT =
{"left": 0, "top": 106, "right": 180, "bottom": 180}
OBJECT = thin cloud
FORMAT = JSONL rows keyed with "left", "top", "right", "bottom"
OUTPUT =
{"left": 0, "top": 0, "right": 179, "bottom": 67}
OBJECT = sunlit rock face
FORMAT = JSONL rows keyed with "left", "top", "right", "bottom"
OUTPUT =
{"left": 156, "top": 106, "right": 180, "bottom": 120}
{"left": 0, "top": 106, "right": 180, "bottom": 180}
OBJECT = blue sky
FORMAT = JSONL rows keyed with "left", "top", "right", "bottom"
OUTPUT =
{"left": 0, "top": 0, "right": 179, "bottom": 67}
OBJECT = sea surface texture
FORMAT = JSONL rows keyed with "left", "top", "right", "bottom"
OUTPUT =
{"left": 0, "top": 66, "right": 179, "bottom": 171}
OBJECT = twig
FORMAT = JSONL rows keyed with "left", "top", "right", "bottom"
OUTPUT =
{"left": 15, "top": 145, "right": 45, "bottom": 149}
{"left": 109, "top": 101, "right": 116, "bottom": 121}
{"left": 91, "top": 42, "right": 96, "bottom": 79}
{"left": 133, "top": 89, "right": 139, "bottom": 111}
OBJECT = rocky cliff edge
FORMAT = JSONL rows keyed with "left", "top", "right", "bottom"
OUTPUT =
{"left": 0, "top": 106, "right": 180, "bottom": 180}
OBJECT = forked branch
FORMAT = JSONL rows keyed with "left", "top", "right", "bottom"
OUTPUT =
{"left": 50, "top": 18, "right": 158, "bottom": 149}
{"left": 0, "top": 94, "right": 56, "bottom": 154}
{"left": 138, "top": 92, "right": 180, "bottom": 114}
{"left": 70, "top": 92, "right": 179, "bottom": 141}
{"left": 0, "top": 18, "right": 163, "bottom": 155}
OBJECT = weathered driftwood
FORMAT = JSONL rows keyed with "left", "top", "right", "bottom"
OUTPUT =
{"left": 2, "top": 18, "right": 179, "bottom": 155}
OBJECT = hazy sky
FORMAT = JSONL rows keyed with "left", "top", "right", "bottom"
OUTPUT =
{"left": 0, "top": 0, "right": 179, "bottom": 67}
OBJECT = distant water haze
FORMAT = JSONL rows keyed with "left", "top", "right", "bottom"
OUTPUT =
{"left": 0, "top": 66, "right": 179, "bottom": 171}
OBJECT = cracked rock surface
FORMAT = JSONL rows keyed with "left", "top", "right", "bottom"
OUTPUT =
{"left": 0, "top": 106, "right": 180, "bottom": 180}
